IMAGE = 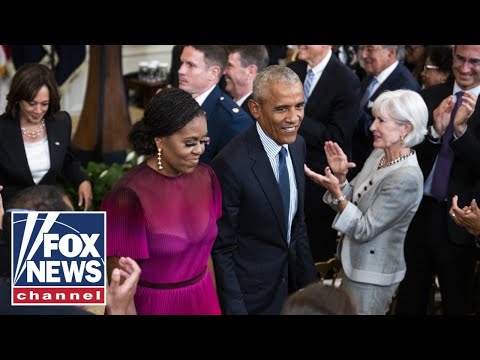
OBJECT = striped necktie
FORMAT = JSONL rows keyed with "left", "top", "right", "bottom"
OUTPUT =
{"left": 303, "top": 68, "right": 315, "bottom": 104}
{"left": 360, "top": 77, "right": 379, "bottom": 107}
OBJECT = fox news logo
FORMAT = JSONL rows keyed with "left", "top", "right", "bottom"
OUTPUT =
{"left": 11, "top": 211, "right": 106, "bottom": 306}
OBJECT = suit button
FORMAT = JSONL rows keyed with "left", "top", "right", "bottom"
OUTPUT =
{"left": 354, "top": 201, "right": 358, "bottom": 205}
{"left": 370, "top": 250, "right": 375, "bottom": 254}
{"left": 281, "top": 276, "right": 287, "bottom": 283}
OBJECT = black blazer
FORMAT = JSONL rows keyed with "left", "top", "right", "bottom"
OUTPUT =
{"left": 0, "top": 111, "right": 88, "bottom": 206}
{"left": 416, "top": 82, "right": 480, "bottom": 245}
{"left": 288, "top": 56, "right": 360, "bottom": 173}
{"left": 352, "top": 63, "right": 421, "bottom": 176}
{"left": 211, "top": 126, "right": 317, "bottom": 315}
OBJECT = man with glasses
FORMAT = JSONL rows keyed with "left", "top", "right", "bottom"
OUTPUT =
{"left": 351, "top": 45, "right": 420, "bottom": 178}
{"left": 397, "top": 45, "right": 480, "bottom": 315}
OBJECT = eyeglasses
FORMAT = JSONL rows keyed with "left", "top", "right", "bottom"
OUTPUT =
{"left": 454, "top": 54, "right": 480, "bottom": 68}
{"left": 423, "top": 64, "right": 440, "bottom": 71}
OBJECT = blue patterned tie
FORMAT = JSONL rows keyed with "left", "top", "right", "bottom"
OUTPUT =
{"left": 431, "top": 91, "right": 464, "bottom": 202}
{"left": 360, "top": 77, "right": 379, "bottom": 107}
{"left": 278, "top": 147, "right": 290, "bottom": 232}
{"left": 303, "top": 69, "right": 315, "bottom": 104}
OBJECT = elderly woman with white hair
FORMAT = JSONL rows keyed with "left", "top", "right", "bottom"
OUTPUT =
{"left": 305, "top": 89, "right": 428, "bottom": 315}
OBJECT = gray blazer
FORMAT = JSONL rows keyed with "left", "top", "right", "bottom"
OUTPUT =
{"left": 324, "top": 149, "right": 423, "bottom": 286}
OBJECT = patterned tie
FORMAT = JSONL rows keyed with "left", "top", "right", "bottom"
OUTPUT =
{"left": 431, "top": 91, "right": 465, "bottom": 202}
{"left": 278, "top": 147, "right": 290, "bottom": 232}
{"left": 303, "top": 68, "right": 315, "bottom": 104}
{"left": 360, "top": 77, "right": 379, "bottom": 107}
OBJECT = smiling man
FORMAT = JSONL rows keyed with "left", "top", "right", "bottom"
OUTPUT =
{"left": 210, "top": 65, "right": 317, "bottom": 315}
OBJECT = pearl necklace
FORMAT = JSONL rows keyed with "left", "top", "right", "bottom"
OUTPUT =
{"left": 378, "top": 150, "right": 414, "bottom": 169}
{"left": 21, "top": 119, "right": 45, "bottom": 138}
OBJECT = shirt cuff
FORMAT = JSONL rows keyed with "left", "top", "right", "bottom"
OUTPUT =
{"left": 428, "top": 126, "right": 441, "bottom": 142}
{"left": 453, "top": 125, "right": 468, "bottom": 140}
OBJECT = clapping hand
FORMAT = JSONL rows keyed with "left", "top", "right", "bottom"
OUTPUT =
{"left": 450, "top": 195, "right": 480, "bottom": 236}
{"left": 454, "top": 92, "right": 477, "bottom": 136}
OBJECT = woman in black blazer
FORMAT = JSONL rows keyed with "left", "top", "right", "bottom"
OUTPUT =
{"left": 0, "top": 63, "right": 92, "bottom": 209}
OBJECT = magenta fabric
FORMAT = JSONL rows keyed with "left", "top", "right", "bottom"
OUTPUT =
{"left": 101, "top": 162, "right": 222, "bottom": 315}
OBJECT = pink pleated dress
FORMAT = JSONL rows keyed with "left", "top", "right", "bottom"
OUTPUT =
{"left": 101, "top": 162, "right": 222, "bottom": 315}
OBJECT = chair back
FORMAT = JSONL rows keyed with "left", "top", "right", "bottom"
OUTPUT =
{"left": 314, "top": 257, "right": 342, "bottom": 287}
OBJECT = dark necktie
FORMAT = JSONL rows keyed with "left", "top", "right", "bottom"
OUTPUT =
{"left": 431, "top": 91, "right": 465, "bottom": 202}
{"left": 303, "top": 69, "right": 315, "bottom": 104}
{"left": 360, "top": 77, "right": 379, "bottom": 108}
{"left": 278, "top": 147, "right": 290, "bottom": 231}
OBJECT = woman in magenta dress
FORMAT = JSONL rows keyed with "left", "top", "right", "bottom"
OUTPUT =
{"left": 101, "top": 88, "right": 221, "bottom": 315}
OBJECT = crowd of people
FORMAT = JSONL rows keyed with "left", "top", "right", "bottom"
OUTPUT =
{"left": 1, "top": 45, "right": 480, "bottom": 315}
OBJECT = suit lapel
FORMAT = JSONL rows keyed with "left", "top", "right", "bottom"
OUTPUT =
{"left": 3, "top": 117, "right": 35, "bottom": 185}
{"left": 248, "top": 130, "right": 288, "bottom": 243}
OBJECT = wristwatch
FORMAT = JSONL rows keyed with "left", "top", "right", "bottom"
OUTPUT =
{"left": 332, "top": 194, "right": 346, "bottom": 205}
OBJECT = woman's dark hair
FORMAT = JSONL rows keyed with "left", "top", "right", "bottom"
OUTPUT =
{"left": 5, "top": 63, "right": 61, "bottom": 120}
{"left": 426, "top": 45, "right": 454, "bottom": 81}
{"left": 128, "top": 87, "right": 204, "bottom": 155}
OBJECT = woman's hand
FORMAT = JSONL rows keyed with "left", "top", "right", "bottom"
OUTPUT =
{"left": 324, "top": 141, "right": 356, "bottom": 183}
{"left": 305, "top": 165, "right": 341, "bottom": 196}
{"left": 78, "top": 180, "right": 93, "bottom": 211}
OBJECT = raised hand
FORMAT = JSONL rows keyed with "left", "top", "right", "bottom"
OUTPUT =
{"left": 432, "top": 95, "right": 455, "bottom": 136}
{"left": 454, "top": 91, "right": 477, "bottom": 136}
{"left": 324, "top": 141, "right": 356, "bottom": 184}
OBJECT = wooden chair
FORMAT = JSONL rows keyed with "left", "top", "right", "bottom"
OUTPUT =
{"left": 314, "top": 257, "right": 342, "bottom": 287}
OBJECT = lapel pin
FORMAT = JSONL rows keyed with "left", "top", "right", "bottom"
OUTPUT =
{"left": 55, "top": 142, "right": 60, "bottom": 146}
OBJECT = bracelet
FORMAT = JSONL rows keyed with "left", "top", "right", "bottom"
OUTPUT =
{"left": 332, "top": 194, "right": 346, "bottom": 206}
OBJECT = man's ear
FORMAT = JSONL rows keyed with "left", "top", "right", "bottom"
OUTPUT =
{"left": 248, "top": 99, "right": 260, "bottom": 121}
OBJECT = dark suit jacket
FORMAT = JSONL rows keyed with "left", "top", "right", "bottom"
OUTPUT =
{"left": 0, "top": 111, "right": 88, "bottom": 206}
{"left": 211, "top": 126, "right": 317, "bottom": 315}
{"left": 416, "top": 82, "right": 480, "bottom": 245}
{"left": 288, "top": 57, "right": 360, "bottom": 174}
{"left": 200, "top": 85, "right": 253, "bottom": 164}
{"left": 353, "top": 63, "right": 420, "bottom": 176}
{"left": 240, "top": 93, "right": 253, "bottom": 119}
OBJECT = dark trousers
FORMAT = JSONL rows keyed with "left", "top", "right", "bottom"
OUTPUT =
{"left": 396, "top": 195, "right": 477, "bottom": 315}
{"left": 304, "top": 180, "right": 338, "bottom": 262}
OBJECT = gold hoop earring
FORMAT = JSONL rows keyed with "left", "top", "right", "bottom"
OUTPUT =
{"left": 157, "top": 148, "right": 163, "bottom": 170}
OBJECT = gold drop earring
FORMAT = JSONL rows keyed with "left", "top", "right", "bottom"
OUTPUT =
{"left": 157, "top": 148, "right": 163, "bottom": 170}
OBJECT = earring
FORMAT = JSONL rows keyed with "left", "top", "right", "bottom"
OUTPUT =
{"left": 400, "top": 135, "right": 405, "bottom": 141}
{"left": 157, "top": 148, "right": 163, "bottom": 170}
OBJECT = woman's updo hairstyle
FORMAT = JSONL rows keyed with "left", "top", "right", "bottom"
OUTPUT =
{"left": 128, "top": 87, "right": 204, "bottom": 155}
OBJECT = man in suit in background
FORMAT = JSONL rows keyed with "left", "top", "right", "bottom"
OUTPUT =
{"left": 178, "top": 45, "right": 253, "bottom": 164}
{"left": 224, "top": 45, "right": 269, "bottom": 119}
{"left": 397, "top": 45, "right": 480, "bottom": 315}
{"left": 352, "top": 45, "right": 420, "bottom": 178}
{"left": 288, "top": 45, "right": 361, "bottom": 261}
{"left": 211, "top": 65, "right": 317, "bottom": 315}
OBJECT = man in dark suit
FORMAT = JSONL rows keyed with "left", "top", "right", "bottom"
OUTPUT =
{"left": 224, "top": 45, "right": 269, "bottom": 119}
{"left": 288, "top": 45, "right": 361, "bottom": 261}
{"left": 352, "top": 45, "right": 420, "bottom": 178}
{"left": 211, "top": 65, "right": 317, "bottom": 315}
{"left": 178, "top": 45, "right": 253, "bottom": 164}
{"left": 397, "top": 45, "right": 480, "bottom": 315}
